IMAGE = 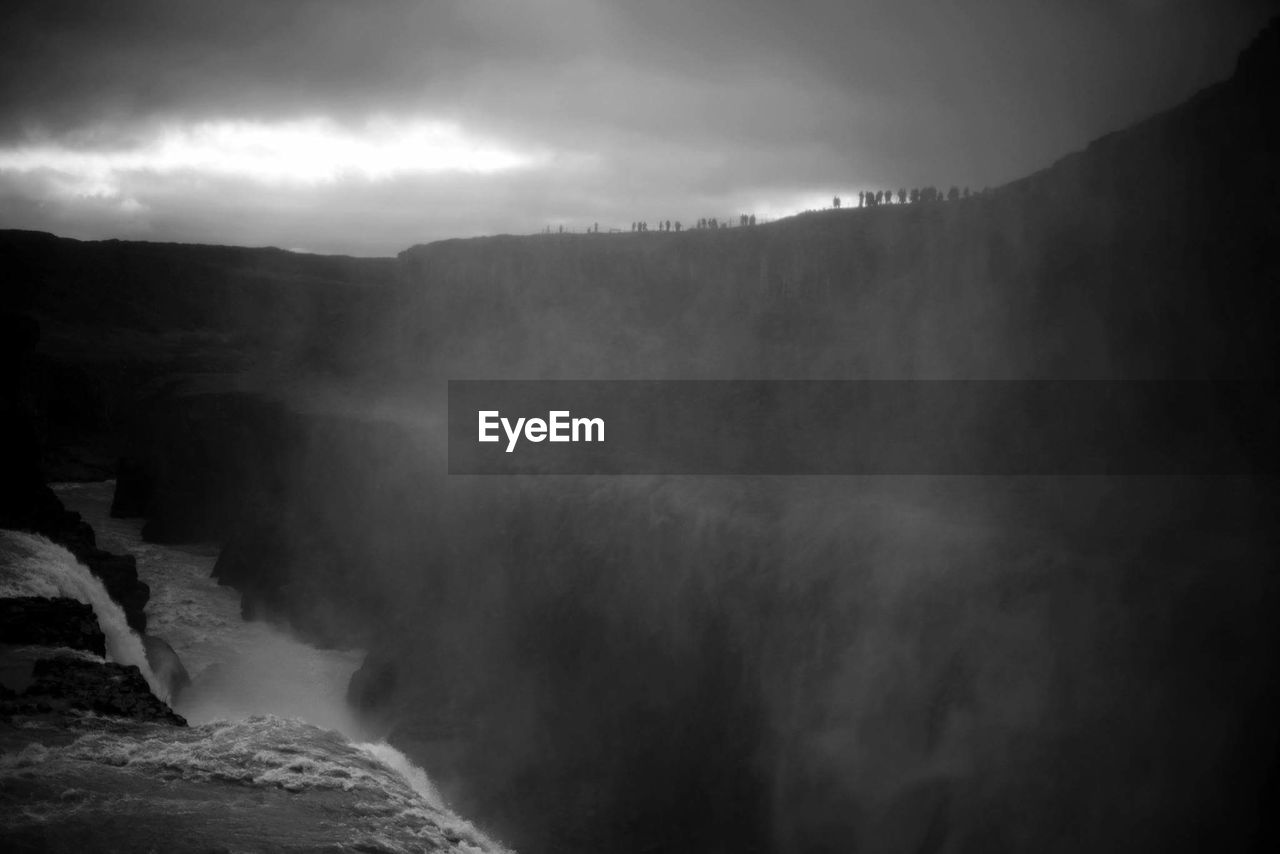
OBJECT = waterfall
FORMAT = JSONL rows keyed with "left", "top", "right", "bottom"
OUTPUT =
{"left": 45, "top": 482, "right": 508, "bottom": 850}
{"left": 357, "top": 739, "right": 448, "bottom": 810}
{"left": 0, "top": 529, "right": 167, "bottom": 700}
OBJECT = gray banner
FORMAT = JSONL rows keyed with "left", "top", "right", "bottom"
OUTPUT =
{"left": 447, "top": 380, "right": 1279, "bottom": 474}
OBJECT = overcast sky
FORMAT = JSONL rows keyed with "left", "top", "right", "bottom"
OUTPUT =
{"left": 0, "top": 0, "right": 1274, "bottom": 256}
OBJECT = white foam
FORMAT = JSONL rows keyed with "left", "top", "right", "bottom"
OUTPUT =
{"left": 1, "top": 716, "right": 509, "bottom": 851}
{"left": 357, "top": 740, "right": 447, "bottom": 810}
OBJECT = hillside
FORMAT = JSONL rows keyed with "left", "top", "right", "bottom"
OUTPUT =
{"left": 0, "top": 232, "right": 397, "bottom": 476}
{"left": 2, "top": 231, "right": 395, "bottom": 357}
{"left": 6, "top": 18, "right": 1277, "bottom": 394}
{"left": 396, "top": 18, "right": 1278, "bottom": 381}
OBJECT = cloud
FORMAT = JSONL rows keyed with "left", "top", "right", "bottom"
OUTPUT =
{"left": 0, "top": 118, "right": 542, "bottom": 196}
{"left": 0, "top": 0, "right": 1275, "bottom": 253}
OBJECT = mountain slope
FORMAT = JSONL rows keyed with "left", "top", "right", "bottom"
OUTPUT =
{"left": 395, "top": 17, "right": 1279, "bottom": 381}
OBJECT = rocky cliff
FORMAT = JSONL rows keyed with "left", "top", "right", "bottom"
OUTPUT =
{"left": 0, "top": 233, "right": 398, "bottom": 480}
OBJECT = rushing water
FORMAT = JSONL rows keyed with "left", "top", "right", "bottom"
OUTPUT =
{"left": 54, "top": 481, "right": 368, "bottom": 733}
{"left": 0, "top": 529, "right": 165, "bottom": 699}
{"left": 0, "top": 482, "right": 505, "bottom": 852}
{"left": 0, "top": 715, "right": 493, "bottom": 852}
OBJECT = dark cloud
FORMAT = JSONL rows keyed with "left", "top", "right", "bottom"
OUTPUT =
{"left": 0, "top": 0, "right": 1276, "bottom": 253}
{"left": 0, "top": 1, "right": 619, "bottom": 137}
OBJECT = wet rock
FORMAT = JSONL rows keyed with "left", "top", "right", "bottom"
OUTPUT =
{"left": 0, "top": 485, "right": 150, "bottom": 634}
{"left": 15, "top": 657, "right": 185, "bottom": 725}
{"left": 0, "top": 313, "right": 151, "bottom": 634}
{"left": 78, "top": 550, "right": 149, "bottom": 634}
{"left": 110, "top": 455, "right": 154, "bottom": 518}
{"left": 143, "top": 634, "right": 191, "bottom": 700}
{"left": 0, "top": 597, "right": 106, "bottom": 656}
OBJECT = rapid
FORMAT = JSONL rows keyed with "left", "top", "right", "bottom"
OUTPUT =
{"left": 0, "top": 481, "right": 505, "bottom": 853}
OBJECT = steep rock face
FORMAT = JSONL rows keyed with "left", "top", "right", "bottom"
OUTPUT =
{"left": 108, "top": 456, "right": 153, "bottom": 518}
{"left": 1, "top": 232, "right": 399, "bottom": 483}
{"left": 112, "top": 388, "right": 303, "bottom": 545}
{"left": 27, "top": 354, "right": 114, "bottom": 482}
{"left": 4, "top": 658, "right": 186, "bottom": 726}
{"left": 22, "top": 500, "right": 150, "bottom": 634}
{"left": 113, "top": 384, "right": 413, "bottom": 645}
{"left": 1, "top": 313, "right": 150, "bottom": 633}
{"left": 1, "top": 480, "right": 150, "bottom": 633}
{"left": 0, "top": 597, "right": 106, "bottom": 656}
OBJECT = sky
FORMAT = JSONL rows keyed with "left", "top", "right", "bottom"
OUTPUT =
{"left": 0, "top": 0, "right": 1275, "bottom": 256}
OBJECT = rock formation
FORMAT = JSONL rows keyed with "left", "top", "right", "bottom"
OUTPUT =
{"left": 0, "top": 597, "right": 105, "bottom": 656}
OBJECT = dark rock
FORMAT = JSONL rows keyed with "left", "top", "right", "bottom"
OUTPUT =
{"left": 15, "top": 657, "right": 185, "bottom": 725}
{"left": 2, "top": 311, "right": 150, "bottom": 647}
{"left": 122, "top": 390, "right": 306, "bottom": 546}
{"left": 29, "top": 356, "right": 113, "bottom": 481}
{"left": 42, "top": 444, "right": 117, "bottom": 483}
{"left": 4, "top": 492, "right": 150, "bottom": 633}
{"left": 110, "top": 455, "right": 154, "bottom": 518}
{"left": 0, "top": 310, "right": 40, "bottom": 361}
{"left": 212, "top": 514, "right": 290, "bottom": 610}
{"left": 143, "top": 634, "right": 191, "bottom": 700}
{"left": 79, "top": 550, "right": 149, "bottom": 634}
{"left": 13, "top": 499, "right": 152, "bottom": 634}
{"left": 0, "top": 597, "right": 106, "bottom": 656}
{"left": 0, "top": 493, "right": 150, "bottom": 634}
{"left": 0, "top": 425, "right": 149, "bottom": 637}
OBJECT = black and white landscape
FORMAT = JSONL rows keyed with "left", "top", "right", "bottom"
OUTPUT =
{"left": 3, "top": 2, "right": 1279, "bottom": 852}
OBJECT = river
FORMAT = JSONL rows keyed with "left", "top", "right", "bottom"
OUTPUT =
{"left": 0, "top": 481, "right": 506, "bottom": 853}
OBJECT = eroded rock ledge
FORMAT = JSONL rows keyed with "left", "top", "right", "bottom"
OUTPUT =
{"left": 0, "top": 597, "right": 105, "bottom": 656}
{"left": 1, "top": 657, "right": 186, "bottom": 726}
